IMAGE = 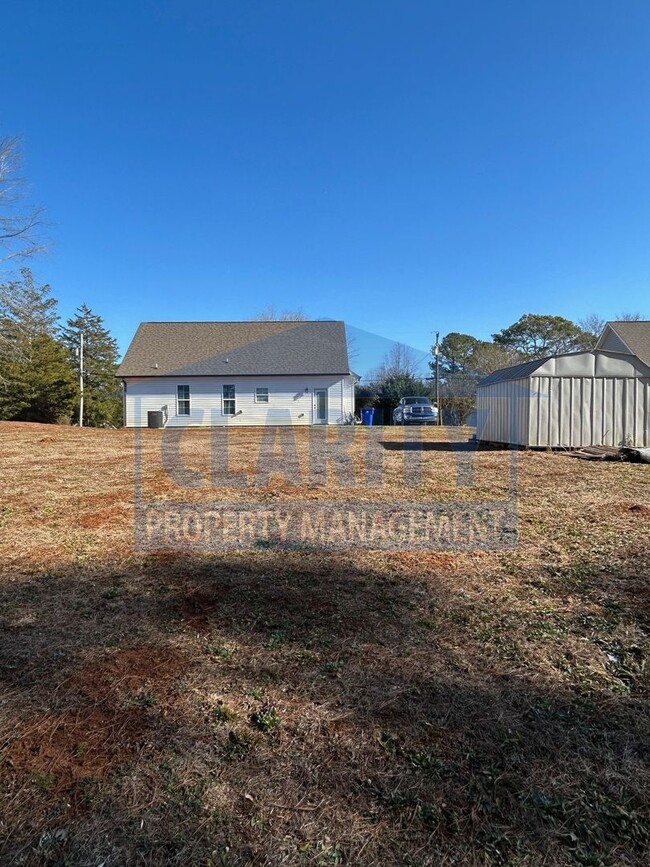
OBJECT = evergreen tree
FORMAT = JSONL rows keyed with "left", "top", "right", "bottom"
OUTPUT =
{"left": 62, "top": 304, "right": 122, "bottom": 426}
{"left": 0, "top": 269, "right": 75, "bottom": 422}
{"left": 435, "top": 332, "right": 481, "bottom": 375}
{"left": 493, "top": 314, "right": 591, "bottom": 358}
{"left": 0, "top": 267, "right": 59, "bottom": 365}
{"left": 0, "top": 334, "right": 76, "bottom": 422}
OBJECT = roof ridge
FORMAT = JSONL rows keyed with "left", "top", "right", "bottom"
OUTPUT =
{"left": 138, "top": 319, "right": 343, "bottom": 324}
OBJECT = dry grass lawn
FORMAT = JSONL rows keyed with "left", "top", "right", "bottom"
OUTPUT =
{"left": 0, "top": 421, "right": 648, "bottom": 866}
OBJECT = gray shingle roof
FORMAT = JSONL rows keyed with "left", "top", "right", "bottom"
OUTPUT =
{"left": 117, "top": 320, "right": 351, "bottom": 377}
{"left": 600, "top": 321, "right": 650, "bottom": 367}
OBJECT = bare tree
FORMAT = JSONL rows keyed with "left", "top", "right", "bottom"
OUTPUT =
{"left": 616, "top": 311, "right": 644, "bottom": 321}
{"left": 579, "top": 314, "right": 606, "bottom": 344}
{"left": 345, "top": 328, "right": 359, "bottom": 364}
{"left": 469, "top": 342, "right": 524, "bottom": 375}
{"left": 364, "top": 343, "right": 429, "bottom": 421}
{"left": 374, "top": 342, "right": 419, "bottom": 379}
{"left": 0, "top": 137, "right": 45, "bottom": 262}
{"left": 254, "top": 305, "right": 307, "bottom": 321}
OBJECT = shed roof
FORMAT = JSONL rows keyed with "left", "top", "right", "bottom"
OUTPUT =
{"left": 478, "top": 349, "right": 650, "bottom": 388}
{"left": 478, "top": 356, "right": 550, "bottom": 387}
{"left": 596, "top": 321, "right": 650, "bottom": 367}
{"left": 117, "top": 320, "right": 351, "bottom": 377}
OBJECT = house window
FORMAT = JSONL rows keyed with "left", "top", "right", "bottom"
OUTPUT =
{"left": 223, "top": 384, "right": 236, "bottom": 415}
{"left": 177, "top": 384, "right": 190, "bottom": 415}
{"left": 255, "top": 387, "right": 269, "bottom": 403}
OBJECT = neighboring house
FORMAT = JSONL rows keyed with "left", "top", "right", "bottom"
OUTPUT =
{"left": 477, "top": 340, "right": 650, "bottom": 448}
{"left": 595, "top": 320, "right": 650, "bottom": 366}
{"left": 117, "top": 320, "right": 356, "bottom": 427}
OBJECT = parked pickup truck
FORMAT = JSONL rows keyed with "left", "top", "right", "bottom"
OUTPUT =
{"left": 392, "top": 396, "right": 439, "bottom": 425}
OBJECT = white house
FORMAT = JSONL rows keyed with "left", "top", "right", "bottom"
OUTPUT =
{"left": 595, "top": 320, "right": 650, "bottom": 367}
{"left": 117, "top": 320, "right": 356, "bottom": 427}
{"left": 476, "top": 321, "right": 650, "bottom": 449}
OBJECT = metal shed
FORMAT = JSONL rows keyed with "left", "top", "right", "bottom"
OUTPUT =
{"left": 476, "top": 350, "right": 650, "bottom": 448}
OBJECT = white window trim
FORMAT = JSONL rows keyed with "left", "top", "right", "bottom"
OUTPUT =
{"left": 177, "top": 384, "right": 190, "bottom": 416}
{"left": 255, "top": 387, "right": 270, "bottom": 403}
{"left": 222, "top": 383, "right": 236, "bottom": 416}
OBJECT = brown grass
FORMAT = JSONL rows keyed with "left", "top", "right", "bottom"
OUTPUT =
{"left": 0, "top": 420, "right": 648, "bottom": 866}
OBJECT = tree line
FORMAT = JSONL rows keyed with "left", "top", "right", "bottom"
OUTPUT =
{"left": 0, "top": 136, "right": 121, "bottom": 426}
{"left": 0, "top": 268, "right": 122, "bottom": 426}
{"left": 2, "top": 136, "right": 646, "bottom": 428}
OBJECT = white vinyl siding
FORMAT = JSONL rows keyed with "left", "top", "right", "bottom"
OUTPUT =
{"left": 342, "top": 375, "right": 355, "bottom": 419}
{"left": 124, "top": 375, "right": 356, "bottom": 427}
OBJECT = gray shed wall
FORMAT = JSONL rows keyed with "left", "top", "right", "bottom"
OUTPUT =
{"left": 529, "top": 376, "right": 650, "bottom": 447}
{"left": 476, "top": 379, "right": 530, "bottom": 446}
{"left": 477, "top": 352, "right": 650, "bottom": 447}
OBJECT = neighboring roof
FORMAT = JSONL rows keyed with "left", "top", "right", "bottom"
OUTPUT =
{"left": 478, "top": 349, "right": 650, "bottom": 387}
{"left": 595, "top": 321, "right": 650, "bottom": 367}
{"left": 117, "top": 320, "right": 351, "bottom": 377}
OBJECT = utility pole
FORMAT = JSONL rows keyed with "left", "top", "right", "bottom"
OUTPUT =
{"left": 434, "top": 330, "right": 441, "bottom": 425}
{"left": 78, "top": 331, "right": 84, "bottom": 427}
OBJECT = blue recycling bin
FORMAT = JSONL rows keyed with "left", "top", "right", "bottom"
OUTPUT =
{"left": 361, "top": 407, "right": 375, "bottom": 426}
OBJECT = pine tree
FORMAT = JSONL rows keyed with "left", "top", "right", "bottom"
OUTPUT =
{"left": 0, "top": 334, "right": 76, "bottom": 422}
{"left": 0, "top": 267, "right": 59, "bottom": 366}
{"left": 0, "top": 269, "right": 75, "bottom": 422}
{"left": 62, "top": 304, "right": 122, "bottom": 427}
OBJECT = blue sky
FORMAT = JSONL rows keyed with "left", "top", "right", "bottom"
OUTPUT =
{"left": 3, "top": 0, "right": 649, "bottom": 374}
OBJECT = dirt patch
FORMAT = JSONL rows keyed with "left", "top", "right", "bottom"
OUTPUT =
{"left": 177, "top": 588, "right": 222, "bottom": 632}
{"left": 81, "top": 492, "right": 127, "bottom": 508}
{"left": 23, "top": 545, "right": 67, "bottom": 565}
{"left": 3, "top": 705, "right": 150, "bottom": 793}
{"left": 1, "top": 645, "right": 193, "bottom": 815}
{"left": 78, "top": 506, "right": 128, "bottom": 529}
{"left": 71, "top": 644, "right": 191, "bottom": 702}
